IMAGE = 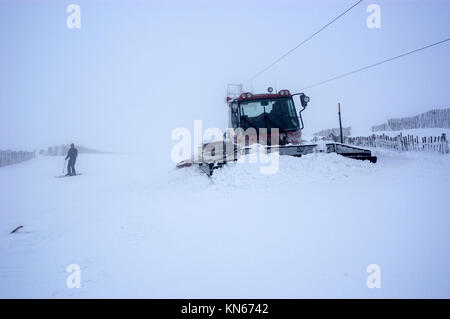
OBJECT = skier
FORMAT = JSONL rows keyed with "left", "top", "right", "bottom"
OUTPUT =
{"left": 65, "top": 143, "right": 78, "bottom": 176}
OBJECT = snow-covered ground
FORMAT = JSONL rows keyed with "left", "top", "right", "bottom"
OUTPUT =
{"left": 1, "top": 150, "right": 450, "bottom": 298}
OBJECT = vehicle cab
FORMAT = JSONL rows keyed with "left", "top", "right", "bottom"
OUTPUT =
{"left": 226, "top": 88, "right": 310, "bottom": 145}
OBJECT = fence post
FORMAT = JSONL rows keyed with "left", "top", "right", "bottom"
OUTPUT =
{"left": 397, "top": 133, "right": 403, "bottom": 152}
{"left": 442, "top": 133, "right": 449, "bottom": 154}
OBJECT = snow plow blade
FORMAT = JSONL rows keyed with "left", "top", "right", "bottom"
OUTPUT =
{"left": 177, "top": 142, "right": 377, "bottom": 176}
{"left": 260, "top": 143, "right": 377, "bottom": 163}
{"left": 324, "top": 143, "right": 377, "bottom": 163}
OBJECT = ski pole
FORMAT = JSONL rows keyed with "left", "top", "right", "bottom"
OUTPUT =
{"left": 63, "top": 159, "right": 67, "bottom": 174}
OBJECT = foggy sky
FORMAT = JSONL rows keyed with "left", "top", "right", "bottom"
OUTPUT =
{"left": 1, "top": 0, "right": 449, "bottom": 159}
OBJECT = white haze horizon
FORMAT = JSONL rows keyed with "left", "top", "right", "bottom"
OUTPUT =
{"left": 1, "top": 0, "right": 449, "bottom": 157}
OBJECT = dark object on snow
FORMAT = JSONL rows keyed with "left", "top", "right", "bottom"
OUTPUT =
{"left": 65, "top": 143, "right": 78, "bottom": 176}
{"left": 10, "top": 225, "right": 23, "bottom": 234}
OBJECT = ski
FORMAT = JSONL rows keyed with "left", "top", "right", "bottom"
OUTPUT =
{"left": 55, "top": 173, "right": 82, "bottom": 178}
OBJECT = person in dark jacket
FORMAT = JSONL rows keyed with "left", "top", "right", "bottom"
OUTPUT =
{"left": 65, "top": 143, "right": 78, "bottom": 176}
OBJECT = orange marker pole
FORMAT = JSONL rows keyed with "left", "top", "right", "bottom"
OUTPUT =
{"left": 338, "top": 103, "right": 343, "bottom": 143}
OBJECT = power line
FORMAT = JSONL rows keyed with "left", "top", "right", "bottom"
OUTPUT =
{"left": 246, "top": 0, "right": 364, "bottom": 83}
{"left": 301, "top": 37, "right": 450, "bottom": 90}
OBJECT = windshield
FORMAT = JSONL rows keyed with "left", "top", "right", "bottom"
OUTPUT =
{"left": 239, "top": 97, "right": 300, "bottom": 131}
